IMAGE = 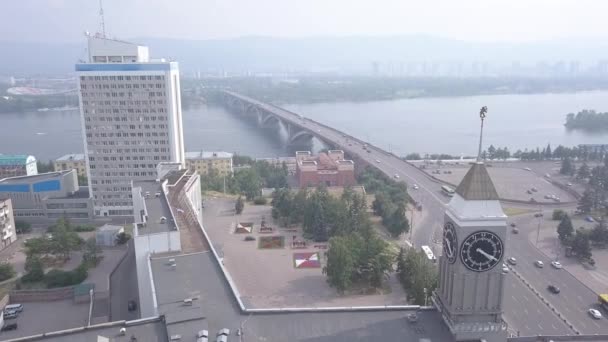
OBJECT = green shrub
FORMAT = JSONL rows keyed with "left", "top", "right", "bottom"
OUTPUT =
{"left": 0, "top": 263, "right": 15, "bottom": 282}
{"left": 115, "top": 232, "right": 131, "bottom": 245}
{"left": 253, "top": 197, "right": 268, "bottom": 205}
{"left": 44, "top": 264, "right": 88, "bottom": 288}
{"left": 74, "top": 225, "right": 96, "bottom": 232}
{"left": 552, "top": 209, "right": 566, "bottom": 221}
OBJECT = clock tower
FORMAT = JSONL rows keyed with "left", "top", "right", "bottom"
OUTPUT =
{"left": 434, "top": 107, "right": 508, "bottom": 342}
{"left": 434, "top": 161, "right": 508, "bottom": 342}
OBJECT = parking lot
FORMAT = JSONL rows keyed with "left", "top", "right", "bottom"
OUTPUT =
{"left": 424, "top": 163, "right": 575, "bottom": 203}
{"left": 0, "top": 300, "right": 89, "bottom": 340}
{"left": 203, "top": 197, "right": 408, "bottom": 308}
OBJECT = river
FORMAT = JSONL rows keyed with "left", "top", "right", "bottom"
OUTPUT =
{"left": 2, "top": 91, "right": 608, "bottom": 161}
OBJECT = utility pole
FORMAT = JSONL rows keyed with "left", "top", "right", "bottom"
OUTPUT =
{"left": 98, "top": 0, "right": 106, "bottom": 38}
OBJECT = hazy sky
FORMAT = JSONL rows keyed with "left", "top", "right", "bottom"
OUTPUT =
{"left": 2, "top": 0, "right": 608, "bottom": 43}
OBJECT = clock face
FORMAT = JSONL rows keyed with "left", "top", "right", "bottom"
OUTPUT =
{"left": 443, "top": 222, "right": 457, "bottom": 264}
{"left": 460, "top": 231, "right": 503, "bottom": 272}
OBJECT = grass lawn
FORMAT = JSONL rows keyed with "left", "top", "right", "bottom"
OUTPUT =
{"left": 504, "top": 207, "right": 535, "bottom": 217}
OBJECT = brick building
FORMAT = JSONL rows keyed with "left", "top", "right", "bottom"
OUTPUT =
{"left": 296, "top": 150, "right": 355, "bottom": 188}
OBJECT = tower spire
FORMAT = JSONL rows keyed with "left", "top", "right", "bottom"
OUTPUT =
{"left": 99, "top": 0, "right": 106, "bottom": 38}
{"left": 477, "top": 106, "right": 487, "bottom": 162}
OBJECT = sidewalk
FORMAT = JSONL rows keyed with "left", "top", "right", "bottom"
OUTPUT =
{"left": 529, "top": 218, "right": 608, "bottom": 294}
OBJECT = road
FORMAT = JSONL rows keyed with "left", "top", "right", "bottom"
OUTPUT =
{"left": 224, "top": 91, "right": 608, "bottom": 335}
{"left": 507, "top": 213, "right": 608, "bottom": 335}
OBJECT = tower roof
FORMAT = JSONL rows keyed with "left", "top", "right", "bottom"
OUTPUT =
{"left": 455, "top": 162, "right": 499, "bottom": 200}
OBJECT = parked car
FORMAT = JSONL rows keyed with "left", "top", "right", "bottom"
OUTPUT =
{"left": 3, "top": 311, "right": 18, "bottom": 320}
{"left": 589, "top": 308, "right": 603, "bottom": 319}
{"left": 1, "top": 323, "right": 17, "bottom": 331}
{"left": 502, "top": 264, "right": 509, "bottom": 273}
{"left": 412, "top": 184, "right": 419, "bottom": 190}
{"left": 550, "top": 261, "right": 563, "bottom": 269}
{"left": 510, "top": 223, "right": 516, "bottom": 227}
{"left": 507, "top": 257, "right": 517, "bottom": 265}
{"left": 531, "top": 187, "right": 538, "bottom": 192}
{"left": 511, "top": 227, "right": 519, "bottom": 234}
{"left": 585, "top": 216, "right": 595, "bottom": 223}
{"left": 196, "top": 329, "right": 209, "bottom": 342}
{"left": 407, "top": 313, "right": 418, "bottom": 323}
{"left": 567, "top": 182, "right": 573, "bottom": 187}
{"left": 527, "top": 190, "right": 533, "bottom": 195}
{"left": 547, "top": 285, "right": 560, "bottom": 294}
{"left": 534, "top": 260, "right": 544, "bottom": 268}
{"left": 534, "top": 213, "right": 544, "bottom": 218}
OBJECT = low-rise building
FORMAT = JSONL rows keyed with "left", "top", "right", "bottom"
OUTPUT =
{"left": 0, "top": 154, "right": 37, "bottom": 178}
{"left": 0, "top": 198, "right": 17, "bottom": 251}
{"left": 256, "top": 156, "right": 297, "bottom": 174}
{"left": 185, "top": 151, "right": 233, "bottom": 176}
{"left": 54, "top": 154, "right": 86, "bottom": 177}
{"left": 0, "top": 170, "right": 93, "bottom": 222}
{"left": 296, "top": 150, "right": 355, "bottom": 188}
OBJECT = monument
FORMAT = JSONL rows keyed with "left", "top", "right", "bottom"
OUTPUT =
{"left": 433, "top": 107, "right": 509, "bottom": 342}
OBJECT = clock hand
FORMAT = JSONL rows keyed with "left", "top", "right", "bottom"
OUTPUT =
{"left": 444, "top": 238, "right": 453, "bottom": 257}
{"left": 476, "top": 248, "right": 497, "bottom": 262}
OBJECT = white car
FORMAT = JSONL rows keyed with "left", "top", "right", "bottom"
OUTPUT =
{"left": 534, "top": 260, "right": 544, "bottom": 268}
{"left": 524, "top": 167, "right": 532, "bottom": 171}
{"left": 507, "top": 257, "right": 517, "bottom": 265}
{"left": 550, "top": 261, "right": 563, "bottom": 269}
{"left": 196, "top": 330, "right": 209, "bottom": 342}
{"left": 502, "top": 264, "right": 509, "bottom": 273}
{"left": 376, "top": 159, "right": 380, "bottom": 163}
{"left": 589, "top": 308, "right": 602, "bottom": 319}
{"left": 394, "top": 174, "right": 400, "bottom": 179}
{"left": 412, "top": 184, "right": 419, "bottom": 190}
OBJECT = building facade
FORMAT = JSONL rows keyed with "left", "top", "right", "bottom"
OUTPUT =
{"left": 0, "top": 170, "right": 93, "bottom": 222}
{"left": 76, "top": 36, "right": 185, "bottom": 217}
{"left": 295, "top": 150, "right": 355, "bottom": 188}
{"left": 185, "top": 151, "right": 233, "bottom": 176}
{"left": 0, "top": 199, "right": 17, "bottom": 251}
{"left": 0, "top": 155, "right": 37, "bottom": 179}
{"left": 54, "top": 154, "right": 86, "bottom": 177}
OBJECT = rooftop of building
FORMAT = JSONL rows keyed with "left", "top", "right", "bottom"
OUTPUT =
{"left": 185, "top": 151, "right": 233, "bottom": 160}
{"left": 133, "top": 180, "right": 176, "bottom": 235}
{"left": 0, "top": 170, "right": 72, "bottom": 184}
{"left": 0, "top": 154, "right": 35, "bottom": 165}
{"left": 149, "top": 251, "right": 454, "bottom": 341}
{"left": 2, "top": 317, "right": 168, "bottom": 342}
{"left": 455, "top": 162, "right": 499, "bottom": 201}
{"left": 296, "top": 151, "right": 352, "bottom": 171}
{"left": 98, "top": 224, "right": 124, "bottom": 232}
{"left": 55, "top": 154, "right": 85, "bottom": 162}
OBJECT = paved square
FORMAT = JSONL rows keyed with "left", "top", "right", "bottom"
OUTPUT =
{"left": 202, "top": 197, "right": 408, "bottom": 308}
{"left": 294, "top": 252, "right": 321, "bottom": 268}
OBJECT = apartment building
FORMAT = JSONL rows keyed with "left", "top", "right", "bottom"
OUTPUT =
{"left": 185, "top": 151, "right": 233, "bottom": 176}
{"left": 54, "top": 154, "right": 86, "bottom": 177}
{"left": 0, "top": 154, "right": 37, "bottom": 179}
{"left": 0, "top": 199, "right": 17, "bottom": 251}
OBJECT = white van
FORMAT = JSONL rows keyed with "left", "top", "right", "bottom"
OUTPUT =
{"left": 4, "top": 304, "right": 23, "bottom": 313}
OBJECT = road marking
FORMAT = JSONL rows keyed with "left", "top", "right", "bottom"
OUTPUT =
{"left": 537, "top": 323, "right": 543, "bottom": 330}
{"left": 551, "top": 324, "right": 557, "bottom": 330}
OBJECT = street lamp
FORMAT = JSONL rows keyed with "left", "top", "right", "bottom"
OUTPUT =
{"left": 423, "top": 287, "right": 428, "bottom": 307}
{"left": 535, "top": 205, "right": 542, "bottom": 247}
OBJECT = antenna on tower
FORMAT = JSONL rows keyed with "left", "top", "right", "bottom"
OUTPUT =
{"left": 99, "top": 0, "right": 106, "bottom": 38}
{"left": 477, "top": 106, "right": 488, "bottom": 162}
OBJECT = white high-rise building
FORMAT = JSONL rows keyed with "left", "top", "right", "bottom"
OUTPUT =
{"left": 76, "top": 36, "right": 185, "bottom": 217}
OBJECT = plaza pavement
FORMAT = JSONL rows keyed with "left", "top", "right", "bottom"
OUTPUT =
{"left": 202, "top": 197, "right": 409, "bottom": 308}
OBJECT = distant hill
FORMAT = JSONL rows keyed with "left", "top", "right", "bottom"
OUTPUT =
{"left": 2, "top": 35, "right": 608, "bottom": 76}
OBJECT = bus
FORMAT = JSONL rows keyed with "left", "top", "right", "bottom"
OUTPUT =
{"left": 599, "top": 294, "right": 608, "bottom": 311}
{"left": 421, "top": 245, "right": 436, "bottom": 263}
{"left": 441, "top": 185, "right": 455, "bottom": 197}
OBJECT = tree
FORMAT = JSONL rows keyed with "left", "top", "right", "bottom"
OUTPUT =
{"left": 235, "top": 196, "right": 245, "bottom": 215}
{"left": 234, "top": 168, "right": 262, "bottom": 200}
{"left": 22, "top": 256, "right": 44, "bottom": 283}
{"left": 560, "top": 158, "right": 573, "bottom": 175}
{"left": 571, "top": 229, "right": 592, "bottom": 260}
{"left": 83, "top": 237, "right": 102, "bottom": 267}
{"left": 372, "top": 192, "right": 389, "bottom": 217}
{"left": 115, "top": 232, "right": 131, "bottom": 245}
{"left": 385, "top": 203, "right": 410, "bottom": 238}
{"left": 590, "top": 220, "right": 608, "bottom": 246}
{"left": 577, "top": 163, "right": 590, "bottom": 180}
{"left": 323, "top": 236, "right": 356, "bottom": 293}
{"left": 15, "top": 220, "right": 32, "bottom": 234}
{"left": 0, "top": 263, "right": 15, "bottom": 282}
{"left": 303, "top": 189, "right": 329, "bottom": 242}
{"left": 396, "top": 248, "right": 438, "bottom": 305}
{"left": 545, "top": 144, "right": 552, "bottom": 159}
{"left": 557, "top": 215, "right": 574, "bottom": 244}
{"left": 577, "top": 189, "right": 593, "bottom": 214}
{"left": 487, "top": 145, "right": 496, "bottom": 159}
